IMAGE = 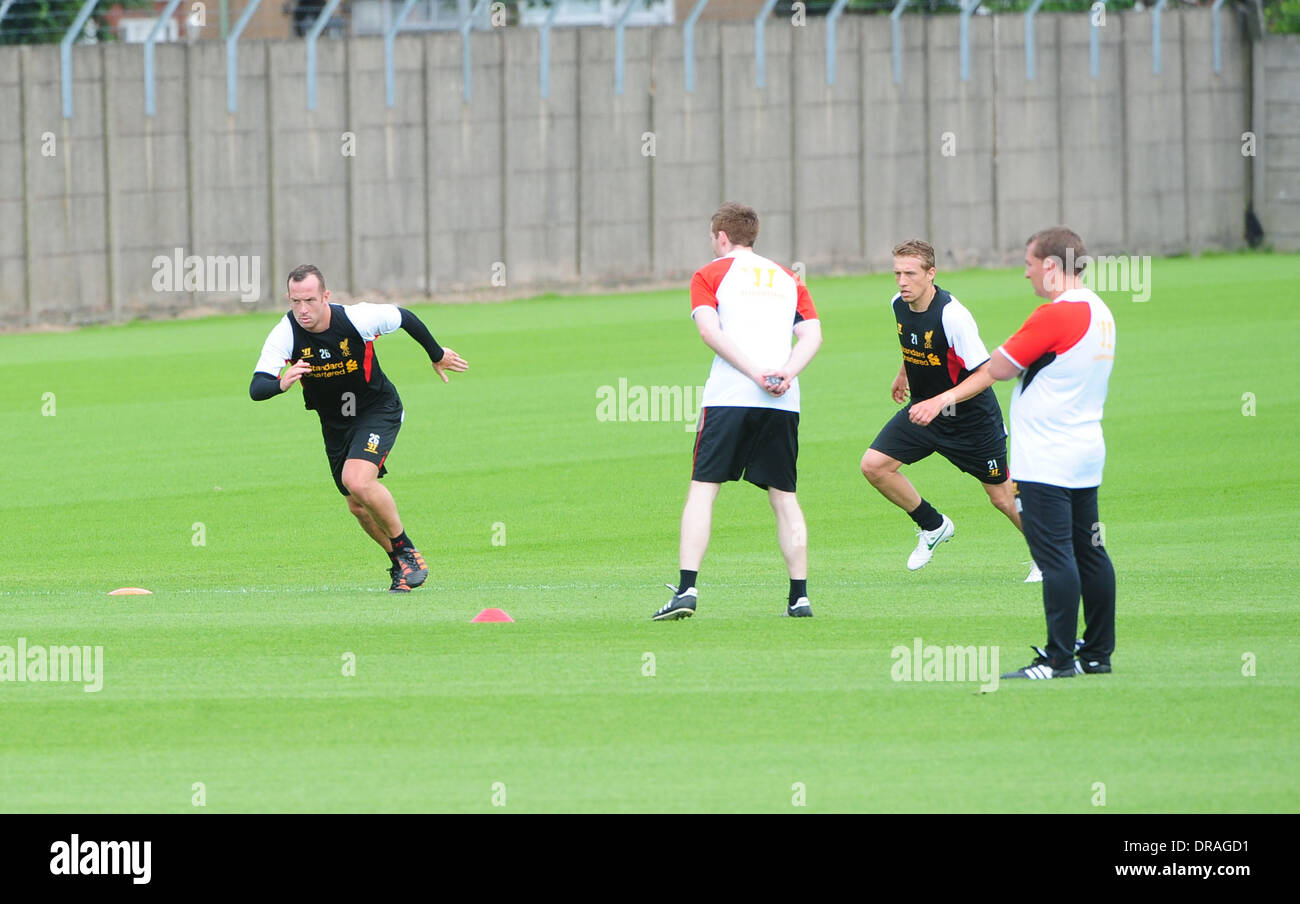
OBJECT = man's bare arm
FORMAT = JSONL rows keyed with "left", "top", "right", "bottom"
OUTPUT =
{"left": 891, "top": 362, "right": 909, "bottom": 404}
{"left": 692, "top": 306, "right": 769, "bottom": 391}
{"left": 908, "top": 360, "right": 996, "bottom": 426}
{"left": 987, "top": 349, "right": 1022, "bottom": 381}
{"left": 763, "top": 319, "right": 823, "bottom": 397}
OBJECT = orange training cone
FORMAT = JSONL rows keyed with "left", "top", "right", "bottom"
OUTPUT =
{"left": 472, "top": 608, "right": 514, "bottom": 623}
{"left": 108, "top": 588, "right": 153, "bottom": 595}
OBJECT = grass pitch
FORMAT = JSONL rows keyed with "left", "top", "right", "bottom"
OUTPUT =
{"left": 2, "top": 253, "right": 1297, "bottom": 812}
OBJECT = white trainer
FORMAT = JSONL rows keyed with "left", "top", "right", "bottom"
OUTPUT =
{"left": 1024, "top": 562, "right": 1043, "bottom": 583}
{"left": 907, "top": 515, "right": 954, "bottom": 570}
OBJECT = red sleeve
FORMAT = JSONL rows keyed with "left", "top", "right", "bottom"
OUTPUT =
{"left": 690, "top": 258, "right": 735, "bottom": 312}
{"left": 998, "top": 301, "right": 1091, "bottom": 369}
{"left": 777, "top": 266, "right": 818, "bottom": 322}
{"left": 794, "top": 279, "right": 818, "bottom": 322}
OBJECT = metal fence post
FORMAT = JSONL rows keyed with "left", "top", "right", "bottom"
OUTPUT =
{"left": 959, "top": 0, "right": 979, "bottom": 83}
{"left": 1090, "top": 2, "right": 1105, "bottom": 79}
{"left": 754, "top": 0, "right": 778, "bottom": 89}
{"left": 306, "top": 0, "right": 345, "bottom": 111}
{"left": 385, "top": 0, "right": 423, "bottom": 108}
{"left": 144, "top": 0, "right": 184, "bottom": 116}
{"left": 61, "top": 0, "right": 103, "bottom": 119}
{"left": 890, "top": 0, "right": 912, "bottom": 86}
{"left": 1025, "top": 0, "right": 1045, "bottom": 81}
{"left": 826, "top": 0, "right": 849, "bottom": 86}
{"left": 539, "top": 0, "right": 563, "bottom": 99}
{"left": 1212, "top": 0, "right": 1227, "bottom": 74}
{"left": 226, "top": 0, "right": 264, "bottom": 114}
{"left": 684, "top": 0, "right": 710, "bottom": 94}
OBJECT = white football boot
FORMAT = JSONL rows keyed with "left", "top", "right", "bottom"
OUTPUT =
{"left": 907, "top": 515, "right": 955, "bottom": 570}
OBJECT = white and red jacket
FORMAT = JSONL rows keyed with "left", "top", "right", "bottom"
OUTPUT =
{"left": 998, "top": 287, "right": 1116, "bottom": 488}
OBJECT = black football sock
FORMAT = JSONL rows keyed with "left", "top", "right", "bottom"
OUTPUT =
{"left": 789, "top": 579, "right": 807, "bottom": 606}
{"left": 678, "top": 570, "right": 698, "bottom": 594}
{"left": 390, "top": 531, "right": 413, "bottom": 554}
{"left": 908, "top": 499, "right": 944, "bottom": 532}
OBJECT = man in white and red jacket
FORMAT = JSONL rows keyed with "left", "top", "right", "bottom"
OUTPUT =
{"left": 990, "top": 227, "right": 1118, "bottom": 679}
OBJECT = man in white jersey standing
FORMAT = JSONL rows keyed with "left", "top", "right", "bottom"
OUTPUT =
{"left": 653, "top": 202, "right": 823, "bottom": 620}
{"left": 983, "top": 227, "right": 1118, "bottom": 679}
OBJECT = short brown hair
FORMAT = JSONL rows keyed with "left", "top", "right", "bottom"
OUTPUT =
{"left": 1027, "top": 227, "right": 1088, "bottom": 274}
{"left": 287, "top": 264, "right": 326, "bottom": 293}
{"left": 711, "top": 202, "right": 759, "bottom": 248}
{"left": 892, "top": 239, "right": 936, "bottom": 271}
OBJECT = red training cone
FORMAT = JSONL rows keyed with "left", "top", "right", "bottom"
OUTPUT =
{"left": 472, "top": 608, "right": 514, "bottom": 623}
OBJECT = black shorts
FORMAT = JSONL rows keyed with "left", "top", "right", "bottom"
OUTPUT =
{"left": 869, "top": 405, "right": 1009, "bottom": 485}
{"left": 319, "top": 401, "right": 404, "bottom": 496}
{"left": 692, "top": 406, "right": 799, "bottom": 492}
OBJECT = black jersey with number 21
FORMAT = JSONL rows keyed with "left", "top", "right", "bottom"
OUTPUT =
{"left": 893, "top": 286, "right": 1000, "bottom": 423}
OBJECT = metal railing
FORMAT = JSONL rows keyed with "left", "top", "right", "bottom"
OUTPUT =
{"left": 306, "top": 0, "right": 346, "bottom": 111}
{"left": 755, "top": 0, "right": 780, "bottom": 89}
{"left": 226, "top": 0, "right": 263, "bottom": 114}
{"left": 826, "top": 0, "right": 851, "bottom": 85}
{"left": 30, "top": 2, "right": 1250, "bottom": 119}
{"left": 59, "top": 0, "right": 99, "bottom": 119}
{"left": 143, "top": 0, "right": 183, "bottom": 116}
{"left": 683, "top": 0, "right": 710, "bottom": 93}
{"left": 386, "top": 0, "right": 424, "bottom": 108}
{"left": 1025, "top": 0, "right": 1044, "bottom": 80}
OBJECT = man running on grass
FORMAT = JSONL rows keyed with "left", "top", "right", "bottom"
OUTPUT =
{"left": 860, "top": 239, "right": 1041, "bottom": 582}
{"left": 249, "top": 264, "right": 468, "bottom": 592}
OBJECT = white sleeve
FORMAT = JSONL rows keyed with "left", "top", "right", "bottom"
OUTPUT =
{"left": 253, "top": 318, "right": 294, "bottom": 375}
{"left": 342, "top": 302, "right": 403, "bottom": 341}
{"left": 942, "top": 300, "right": 991, "bottom": 371}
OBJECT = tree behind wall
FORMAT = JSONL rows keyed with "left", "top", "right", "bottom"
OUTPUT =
{"left": 0, "top": 0, "right": 162, "bottom": 45}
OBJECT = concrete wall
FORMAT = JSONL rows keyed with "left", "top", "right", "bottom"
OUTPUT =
{"left": 0, "top": 9, "right": 1279, "bottom": 326}
{"left": 0, "top": 53, "right": 25, "bottom": 321}
{"left": 1256, "top": 34, "right": 1300, "bottom": 251}
{"left": 861, "top": 14, "right": 928, "bottom": 272}
{"left": 651, "top": 24, "right": 726, "bottom": 281}
{"left": 1184, "top": 9, "right": 1252, "bottom": 251}
{"left": 1057, "top": 12, "right": 1127, "bottom": 256}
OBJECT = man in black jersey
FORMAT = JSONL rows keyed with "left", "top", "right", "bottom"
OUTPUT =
{"left": 859, "top": 240, "right": 1040, "bottom": 582}
{"left": 249, "top": 265, "right": 468, "bottom": 592}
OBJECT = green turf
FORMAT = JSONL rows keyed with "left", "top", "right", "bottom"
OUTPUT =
{"left": 2, "top": 253, "right": 1297, "bottom": 812}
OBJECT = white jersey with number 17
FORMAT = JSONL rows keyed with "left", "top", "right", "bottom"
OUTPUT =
{"left": 689, "top": 248, "right": 819, "bottom": 412}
